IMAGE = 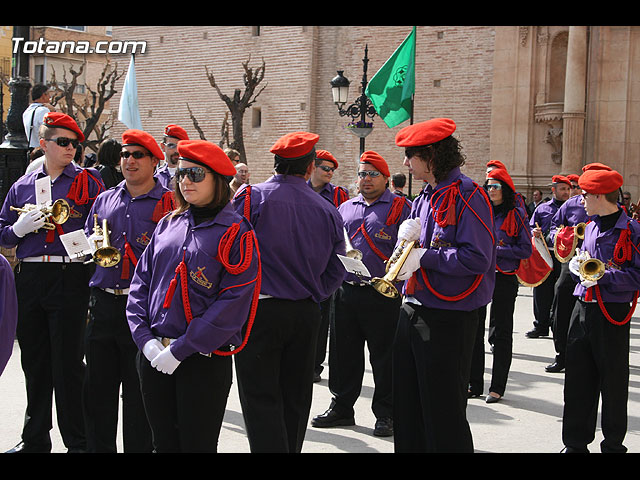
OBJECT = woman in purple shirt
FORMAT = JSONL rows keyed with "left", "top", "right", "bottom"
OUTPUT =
{"left": 126, "top": 140, "right": 261, "bottom": 453}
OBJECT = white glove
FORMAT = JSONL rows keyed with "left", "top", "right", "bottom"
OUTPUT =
{"left": 580, "top": 278, "right": 598, "bottom": 289}
{"left": 151, "top": 346, "right": 181, "bottom": 375}
{"left": 569, "top": 255, "right": 582, "bottom": 277}
{"left": 397, "top": 217, "right": 421, "bottom": 243}
{"left": 142, "top": 338, "right": 164, "bottom": 362}
{"left": 396, "top": 247, "right": 427, "bottom": 281}
{"left": 13, "top": 209, "right": 47, "bottom": 238}
{"left": 87, "top": 232, "right": 104, "bottom": 254}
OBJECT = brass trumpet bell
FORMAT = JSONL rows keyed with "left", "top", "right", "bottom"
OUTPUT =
{"left": 579, "top": 256, "right": 606, "bottom": 282}
{"left": 91, "top": 214, "right": 122, "bottom": 268}
{"left": 10, "top": 198, "right": 70, "bottom": 230}
{"left": 575, "top": 222, "right": 587, "bottom": 240}
{"left": 371, "top": 239, "right": 416, "bottom": 299}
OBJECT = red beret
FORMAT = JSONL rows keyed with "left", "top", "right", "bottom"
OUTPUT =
{"left": 122, "top": 129, "right": 164, "bottom": 160}
{"left": 164, "top": 124, "right": 189, "bottom": 141}
{"left": 579, "top": 169, "right": 623, "bottom": 195}
{"left": 359, "top": 150, "right": 390, "bottom": 178}
{"left": 395, "top": 118, "right": 456, "bottom": 147}
{"left": 486, "top": 160, "right": 507, "bottom": 170}
{"left": 582, "top": 162, "right": 612, "bottom": 172}
{"left": 177, "top": 139, "right": 236, "bottom": 176}
{"left": 551, "top": 175, "right": 571, "bottom": 187}
{"left": 566, "top": 174, "right": 580, "bottom": 183}
{"left": 486, "top": 167, "right": 515, "bottom": 193}
{"left": 270, "top": 132, "right": 319, "bottom": 159}
{"left": 43, "top": 112, "right": 85, "bottom": 143}
{"left": 316, "top": 149, "right": 338, "bottom": 168}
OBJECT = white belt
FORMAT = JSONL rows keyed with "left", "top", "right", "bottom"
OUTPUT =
{"left": 259, "top": 294, "right": 274, "bottom": 299}
{"left": 101, "top": 287, "right": 130, "bottom": 296}
{"left": 155, "top": 336, "right": 212, "bottom": 357}
{"left": 345, "top": 280, "right": 368, "bottom": 287}
{"left": 21, "top": 255, "right": 83, "bottom": 263}
{"left": 403, "top": 296, "right": 422, "bottom": 306}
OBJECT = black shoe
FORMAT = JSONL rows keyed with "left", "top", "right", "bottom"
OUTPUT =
{"left": 311, "top": 407, "right": 355, "bottom": 428}
{"left": 525, "top": 327, "right": 549, "bottom": 338}
{"left": 468, "top": 390, "right": 482, "bottom": 398}
{"left": 373, "top": 417, "right": 393, "bottom": 437}
{"left": 5, "top": 441, "right": 51, "bottom": 453}
{"left": 545, "top": 359, "right": 565, "bottom": 373}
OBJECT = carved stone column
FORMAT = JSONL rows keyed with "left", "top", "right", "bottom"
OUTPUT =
{"left": 561, "top": 26, "right": 588, "bottom": 175}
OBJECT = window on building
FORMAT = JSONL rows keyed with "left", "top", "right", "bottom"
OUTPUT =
{"left": 52, "top": 26, "right": 86, "bottom": 32}
{"left": 252, "top": 26, "right": 261, "bottom": 36}
{"left": 252, "top": 107, "right": 262, "bottom": 128}
{"left": 34, "top": 64, "right": 45, "bottom": 84}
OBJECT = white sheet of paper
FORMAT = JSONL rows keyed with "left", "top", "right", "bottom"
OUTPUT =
{"left": 59, "top": 230, "right": 92, "bottom": 258}
{"left": 337, "top": 254, "right": 371, "bottom": 278}
{"left": 35, "top": 176, "right": 52, "bottom": 207}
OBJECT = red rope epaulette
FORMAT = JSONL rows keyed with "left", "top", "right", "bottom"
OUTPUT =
{"left": 241, "top": 185, "right": 252, "bottom": 220}
{"left": 500, "top": 209, "right": 519, "bottom": 237}
{"left": 431, "top": 180, "right": 460, "bottom": 227}
{"left": 152, "top": 191, "right": 176, "bottom": 223}
{"left": 66, "top": 169, "right": 104, "bottom": 205}
{"left": 333, "top": 186, "right": 349, "bottom": 207}
{"left": 386, "top": 195, "right": 409, "bottom": 226}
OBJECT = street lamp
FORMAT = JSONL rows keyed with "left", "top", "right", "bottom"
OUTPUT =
{"left": 330, "top": 45, "right": 377, "bottom": 156}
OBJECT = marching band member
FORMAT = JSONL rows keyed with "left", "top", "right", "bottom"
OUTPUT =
{"left": 0, "top": 112, "right": 104, "bottom": 453}
{"left": 126, "top": 140, "right": 260, "bottom": 453}
{"left": 526, "top": 175, "right": 571, "bottom": 338}
{"left": 307, "top": 149, "right": 349, "bottom": 383}
{"left": 312, "top": 151, "right": 411, "bottom": 437}
{"left": 232, "top": 131, "right": 346, "bottom": 453}
{"left": 469, "top": 168, "right": 531, "bottom": 403}
{"left": 82, "top": 129, "right": 173, "bottom": 453}
{"left": 390, "top": 118, "right": 496, "bottom": 452}
{"left": 562, "top": 165, "right": 640, "bottom": 453}
{"left": 545, "top": 170, "right": 594, "bottom": 373}
{"left": 155, "top": 124, "right": 189, "bottom": 190}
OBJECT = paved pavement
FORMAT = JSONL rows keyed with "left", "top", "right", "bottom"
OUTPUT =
{"left": 1, "top": 286, "right": 639, "bottom": 453}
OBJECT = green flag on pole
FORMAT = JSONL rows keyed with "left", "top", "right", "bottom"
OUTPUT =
{"left": 365, "top": 27, "right": 416, "bottom": 128}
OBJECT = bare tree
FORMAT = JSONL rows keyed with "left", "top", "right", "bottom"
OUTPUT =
{"left": 192, "top": 56, "right": 266, "bottom": 164}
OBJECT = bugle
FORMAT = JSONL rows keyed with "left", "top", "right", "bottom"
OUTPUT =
{"left": 371, "top": 239, "right": 416, "bottom": 299}
{"left": 89, "top": 214, "right": 122, "bottom": 268}
{"left": 343, "top": 228, "right": 363, "bottom": 261}
{"left": 10, "top": 198, "right": 70, "bottom": 230}
{"left": 574, "top": 222, "right": 587, "bottom": 240}
{"left": 578, "top": 253, "right": 606, "bottom": 282}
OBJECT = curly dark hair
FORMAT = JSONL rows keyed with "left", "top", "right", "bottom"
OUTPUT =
{"left": 97, "top": 138, "right": 122, "bottom": 168}
{"left": 404, "top": 135, "right": 465, "bottom": 184}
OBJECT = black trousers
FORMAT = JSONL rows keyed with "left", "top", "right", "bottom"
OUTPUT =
{"left": 551, "top": 263, "right": 578, "bottom": 362}
{"left": 562, "top": 300, "right": 631, "bottom": 453}
{"left": 468, "top": 305, "right": 487, "bottom": 395}
{"left": 14, "top": 261, "right": 90, "bottom": 452}
{"left": 392, "top": 302, "right": 477, "bottom": 453}
{"left": 137, "top": 350, "right": 232, "bottom": 453}
{"left": 314, "top": 292, "right": 335, "bottom": 376}
{"left": 532, "top": 258, "right": 560, "bottom": 332}
{"left": 235, "top": 297, "right": 320, "bottom": 453}
{"left": 328, "top": 283, "right": 400, "bottom": 419}
{"left": 83, "top": 288, "right": 152, "bottom": 453}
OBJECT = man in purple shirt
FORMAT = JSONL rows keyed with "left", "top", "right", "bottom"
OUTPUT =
{"left": 525, "top": 175, "right": 571, "bottom": 338}
{"left": 82, "top": 129, "right": 171, "bottom": 453}
{"left": 311, "top": 151, "right": 411, "bottom": 437}
{"left": 155, "top": 124, "right": 189, "bottom": 190}
{"left": 562, "top": 165, "right": 640, "bottom": 453}
{"left": 389, "top": 118, "right": 496, "bottom": 453}
{"left": 545, "top": 173, "right": 594, "bottom": 373}
{"left": 232, "top": 131, "right": 346, "bottom": 453}
{"left": 0, "top": 112, "right": 104, "bottom": 453}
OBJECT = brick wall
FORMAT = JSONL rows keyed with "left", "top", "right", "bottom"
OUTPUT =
{"left": 110, "top": 26, "right": 495, "bottom": 195}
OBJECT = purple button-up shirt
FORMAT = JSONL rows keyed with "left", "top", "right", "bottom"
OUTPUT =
{"left": 494, "top": 205, "right": 532, "bottom": 272}
{"left": 572, "top": 209, "right": 640, "bottom": 303}
{"left": 154, "top": 164, "right": 175, "bottom": 190}
{"left": 338, "top": 189, "right": 411, "bottom": 283}
{"left": 0, "top": 162, "right": 104, "bottom": 258}
{"left": 85, "top": 179, "right": 172, "bottom": 290}
{"left": 307, "top": 180, "right": 349, "bottom": 208}
{"left": 233, "top": 174, "right": 346, "bottom": 303}
{"left": 126, "top": 204, "right": 260, "bottom": 361}
{"left": 404, "top": 167, "right": 497, "bottom": 311}
{"left": 529, "top": 197, "right": 564, "bottom": 247}
{"left": 549, "top": 194, "right": 593, "bottom": 243}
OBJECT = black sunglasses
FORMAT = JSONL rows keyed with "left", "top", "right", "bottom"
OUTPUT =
{"left": 120, "top": 150, "right": 150, "bottom": 159}
{"left": 176, "top": 166, "right": 210, "bottom": 183}
{"left": 46, "top": 137, "right": 80, "bottom": 149}
{"left": 318, "top": 165, "right": 335, "bottom": 172}
{"left": 357, "top": 171, "right": 382, "bottom": 178}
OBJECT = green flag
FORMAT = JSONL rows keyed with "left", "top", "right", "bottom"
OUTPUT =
{"left": 366, "top": 27, "right": 416, "bottom": 128}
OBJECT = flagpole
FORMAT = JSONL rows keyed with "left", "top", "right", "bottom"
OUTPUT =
{"left": 408, "top": 27, "right": 416, "bottom": 198}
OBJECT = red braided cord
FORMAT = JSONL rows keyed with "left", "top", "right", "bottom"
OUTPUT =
{"left": 353, "top": 224, "right": 388, "bottom": 261}
{"left": 593, "top": 285, "right": 638, "bottom": 326}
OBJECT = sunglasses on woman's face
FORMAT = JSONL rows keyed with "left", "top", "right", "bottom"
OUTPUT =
{"left": 46, "top": 137, "right": 80, "bottom": 149}
{"left": 176, "top": 166, "right": 210, "bottom": 183}
{"left": 485, "top": 183, "right": 502, "bottom": 190}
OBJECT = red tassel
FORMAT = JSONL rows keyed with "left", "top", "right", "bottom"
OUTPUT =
{"left": 386, "top": 196, "right": 405, "bottom": 226}
{"left": 163, "top": 277, "right": 178, "bottom": 309}
{"left": 613, "top": 227, "right": 631, "bottom": 264}
{"left": 432, "top": 182, "right": 460, "bottom": 228}
{"left": 500, "top": 209, "right": 519, "bottom": 237}
{"left": 152, "top": 192, "right": 176, "bottom": 222}
{"left": 585, "top": 286, "right": 593, "bottom": 302}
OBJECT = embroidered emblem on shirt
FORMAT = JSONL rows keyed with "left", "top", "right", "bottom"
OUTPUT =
{"left": 374, "top": 228, "right": 392, "bottom": 241}
{"left": 136, "top": 231, "right": 151, "bottom": 246}
{"left": 68, "top": 206, "right": 82, "bottom": 218}
{"left": 430, "top": 234, "right": 451, "bottom": 248}
{"left": 190, "top": 266, "right": 212, "bottom": 289}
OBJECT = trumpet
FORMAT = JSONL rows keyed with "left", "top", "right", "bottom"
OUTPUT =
{"left": 343, "top": 228, "right": 363, "bottom": 261}
{"left": 575, "top": 222, "right": 587, "bottom": 240}
{"left": 89, "top": 214, "right": 122, "bottom": 268}
{"left": 371, "top": 239, "right": 416, "bottom": 298}
{"left": 10, "top": 198, "right": 70, "bottom": 230}
{"left": 578, "top": 253, "right": 606, "bottom": 282}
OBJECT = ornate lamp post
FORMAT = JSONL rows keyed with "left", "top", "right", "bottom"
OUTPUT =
{"left": 330, "top": 45, "right": 377, "bottom": 156}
